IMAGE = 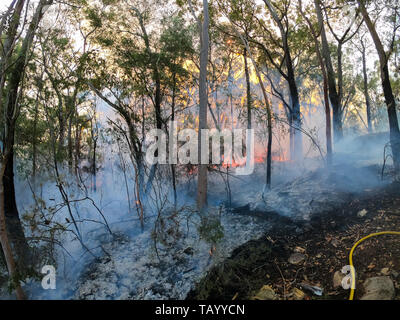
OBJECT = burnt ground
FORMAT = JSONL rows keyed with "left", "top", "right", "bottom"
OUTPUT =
{"left": 187, "top": 181, "right": 400, "bottom": 300}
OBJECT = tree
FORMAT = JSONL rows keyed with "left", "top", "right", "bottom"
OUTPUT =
{"left": 353, "top": 30, "right": 374, "bottom": 133}
{"left": 314, "top": 0, "right": 361, "bottom": 143}
{"left": 357, "top": 0, "right": 400, "bottom": 169}
{"left": 193, "top": 0, "right": 210, "bottom": 210}
{"left": 0, "top": 0, "right": 54, "bottom": 300}
{"left": 261, "top": 0, "right": 303, "bottom": 161}
{"left": 220, "top": 4, "right": 274, "bottom": 187}
{"left": 299, "top": 0, "right": 332, "bottom": 165}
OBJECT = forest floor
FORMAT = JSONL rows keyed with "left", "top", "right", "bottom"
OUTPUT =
{"left": 187, "top": 181, "right": 400, "bottom": 300}
{"left": 1, "top": 157, "right": 398, "bottom": 301}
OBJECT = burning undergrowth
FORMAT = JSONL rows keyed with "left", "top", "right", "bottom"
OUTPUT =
{"left": 74, "top": 205, "right": 271, "bottom": 300}
{"left": 70, "top": 157, "right": 390, "bottom": 300}
{"left": 3, "top": 131, "right": 392, "bottom": 300}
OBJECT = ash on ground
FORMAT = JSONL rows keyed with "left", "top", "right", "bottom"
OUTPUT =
{"left": 73, "top": 160, "right": 388, "bottom": 300}
{"left": 75, "top": 206, "right": 271, "bottom": 300}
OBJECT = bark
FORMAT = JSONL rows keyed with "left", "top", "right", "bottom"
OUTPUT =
{"left": 243, "top": 48, "right": 252, "bottom": 130}
{"left": 0, "top": 162, "right": 26, "bottom": 300}
{"left": 170, "top": 72, "right": 177, "bottom": 207}
{"left": 358, "top": 0, "right": 400, "bottom": 169}
{"left": 196, "top": 0, "right": 210, "bottom": 211}
{"left": 3, "top": 150, "right": 31, "bottom": 271}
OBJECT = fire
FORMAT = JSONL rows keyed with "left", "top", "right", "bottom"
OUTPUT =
{"left": 221, "top": 156, "right": 246, "bottom": 169}
{"left": 217, "top": 148, "right": 289, "bottom": 169}
{"left": 253, "top": 152, "right": 289, "bottom": 164}
{"left": 218, "top": 149, "right": 288, "bottom": 169}
{"left": 209, "top": 245, "right": 216, "bottom": 256}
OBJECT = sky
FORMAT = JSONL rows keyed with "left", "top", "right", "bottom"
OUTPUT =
{"left": 0, "top": 0, "right": 14, "bottom": 10}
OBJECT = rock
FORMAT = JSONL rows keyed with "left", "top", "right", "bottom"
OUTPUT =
{"left": 333, "top": 271, "right": 344, "bottom": 289}
{"left": 288, "top": 253, "right": 306, "bottom": 265}
{"left": 381, "top": 268, "right": 390, "bottom": 276}
{"left": 292, "top": 288, "right": 306, "bottom": 300}
{"left": 253, "top": 285, "right": 277, "bottom": 300}
{"left": 391, "top": 271, "right": 399, "bottom": 278}
{"left": 360, "top": 277, "right": 395, "bottom": 300}
{"left": 357, "top": 209, "right": 368, "bottom": 218}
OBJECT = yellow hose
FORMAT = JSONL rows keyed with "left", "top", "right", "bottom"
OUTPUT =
{"left": 349, "top": 231, "right": 400, "bottom": 300}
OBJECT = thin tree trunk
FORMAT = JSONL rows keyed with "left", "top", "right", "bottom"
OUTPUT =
{"left": 93, "top": 136, "right": 97, "bottom": 193}
{"left": 361, "top": 41, "right": 373, "bottom": 133}
{"left": 32, "top": 87, "right": 40, "bottom": 181}
{"left": 67, "top": 114, "right": 73, "bottom": 170}
{"left": 323, "top": 77, "right": 333, "bottom": 166}
{"left": 170, "top": 73, "right": 177, "bottom": 207}
{"left": 244, "top": 48, "right": 252, "bottom": 130}
{"left": 197, "top": 0, "right": 210, "bottom": 211}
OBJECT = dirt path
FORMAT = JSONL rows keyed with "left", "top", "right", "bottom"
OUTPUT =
{"left": 187, "top": 182, "right": 400, "bottom": 300}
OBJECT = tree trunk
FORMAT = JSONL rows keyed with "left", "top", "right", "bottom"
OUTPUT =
{"left": 0, "top": 161, "right": 26, "bottom": 300}
{"left": 197, "top": 0, "right": 210, "bottom": 211}
{"left": 3, "top": 150, "right": 31, "bottom": 272}
{"left": 381, "top": 63, "right": 400, "bottom": 169}
{"left": 323, "top": 78, "right": 333, "bottom": 166}
{"left": 0, "top": 0, "right": 53, "bottom": 296}
{"left": 361, "top": 41, "right": 373, "bottom": 133}
{"left": 288, "top": 78, "right": 303, "bottom": 161}
{"left": 93, "top": 136, "right": 97, "bottom": 193}
{"left": 67, "top": 115, "right": 73, "bottom": 170}
{"left": 170, "top": 73, "right": 177, "bottom": 207}
{"left": 32, "top": 89, "right": 40, "bottom": 180}
{"left": 244, "top": 48, "right": 252, "bottom": 130}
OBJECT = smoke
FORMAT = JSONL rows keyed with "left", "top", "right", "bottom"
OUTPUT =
{"left": 3, "top": 71, "right": 394, "bottom": 300}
